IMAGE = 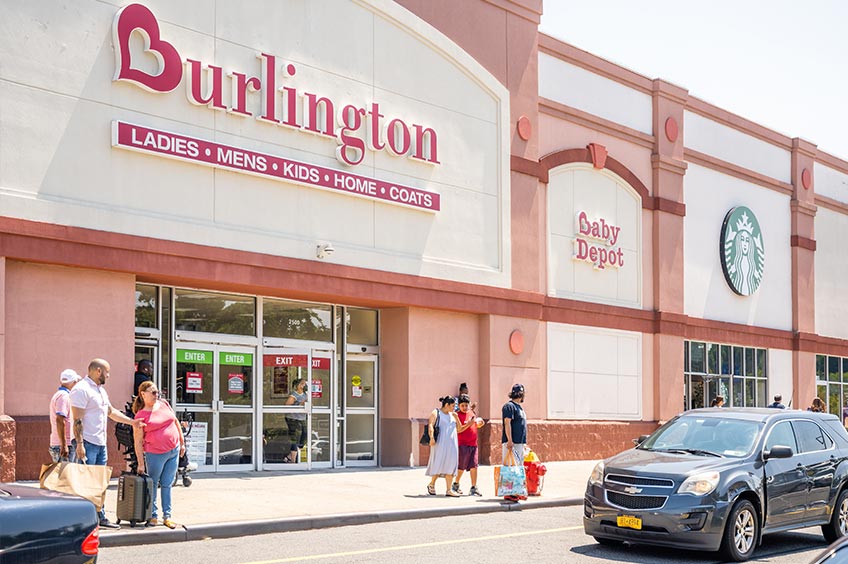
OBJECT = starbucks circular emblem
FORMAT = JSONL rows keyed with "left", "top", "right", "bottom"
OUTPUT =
{"left": 720, "top": 206, "right": 765, "bottom": 296}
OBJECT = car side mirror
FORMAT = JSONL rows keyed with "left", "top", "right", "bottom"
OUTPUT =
{"left": 632, "top": 434, "right": 650, "bottom": 446}
{"left": 764, "top": 445, "right": 793, "bottom": 460}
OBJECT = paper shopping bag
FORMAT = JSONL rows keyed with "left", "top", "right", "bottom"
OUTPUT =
{"left": 40, "top": 461, "right": 112, "bottom": 511}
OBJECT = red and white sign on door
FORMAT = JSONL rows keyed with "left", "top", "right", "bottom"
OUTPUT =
{"left": 186, "top": 372, "right": 203, "bottom": 393}
{"left": 263, "top": 355, "right": 308, "bottom": 367}
{"left": 311, "top": 358, "right": 331, "bottom": 371}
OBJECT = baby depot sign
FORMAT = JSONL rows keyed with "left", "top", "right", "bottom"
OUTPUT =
{"left": 110, "top": 3, "right": 441, "bottom": 212}
{"left": 573, "top": 211, "right": 624, "bottom": 270}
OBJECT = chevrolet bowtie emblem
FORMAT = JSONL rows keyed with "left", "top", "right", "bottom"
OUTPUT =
{"left": 624, "top": 486, "right": 643, "bottom": 494}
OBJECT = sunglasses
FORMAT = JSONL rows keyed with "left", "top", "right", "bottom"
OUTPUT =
{"left": 146, "top": 390, "right": 160, "bottom": 396}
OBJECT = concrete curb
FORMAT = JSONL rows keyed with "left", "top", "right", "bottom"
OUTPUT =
{"left": 99, "top": 496, "right": 584, "bottom": 548}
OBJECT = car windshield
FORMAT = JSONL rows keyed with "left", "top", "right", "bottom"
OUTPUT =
{"left": 639, "top": 416, "right": 761, "bottom": 458}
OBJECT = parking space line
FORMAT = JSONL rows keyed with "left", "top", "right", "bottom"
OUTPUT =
{"left": 239, "top": 525, "right": 582, "bottom": 563}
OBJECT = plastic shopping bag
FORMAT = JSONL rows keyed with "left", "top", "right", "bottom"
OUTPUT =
{"left": 496, "top": 450, "right": 528, "bottom": 497}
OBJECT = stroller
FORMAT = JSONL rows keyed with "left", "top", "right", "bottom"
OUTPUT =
{"left": 114, "top": 401, "right": 195, "bottom": 487}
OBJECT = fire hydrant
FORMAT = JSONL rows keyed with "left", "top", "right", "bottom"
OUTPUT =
{"left": 523, "top": 449, "right": 548, "bottom": 496}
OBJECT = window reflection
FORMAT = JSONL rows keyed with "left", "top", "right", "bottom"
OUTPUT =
{"left": 175, "top": 290, "right": 255, "bottom": 335}
{"left": 263, "top": 299, "right": 332, "bottom": 341}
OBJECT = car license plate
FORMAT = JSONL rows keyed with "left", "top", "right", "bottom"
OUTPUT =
{"left": 617, "top": 515, "right": 642, "bottom": 530}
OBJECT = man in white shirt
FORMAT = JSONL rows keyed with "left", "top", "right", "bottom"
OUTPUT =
{"left": 49, "top": 369, "right": 81, "bottom": 462}
{"left": 71, "top": 358, "right": 144, "bottom": 529}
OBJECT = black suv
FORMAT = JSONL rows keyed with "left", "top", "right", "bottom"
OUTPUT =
{"left": 583, "top": 408, "right": 848, "bottom": 561}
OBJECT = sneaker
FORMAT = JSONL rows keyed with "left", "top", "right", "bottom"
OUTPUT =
{"left": 469, "top": 486, "right": 482, "bottom": 497}
{"left": 99, "top": 518, "right": 121, "bottom": 530}
{"left": 451, "top": 482, "right": 463, "bottom": 495}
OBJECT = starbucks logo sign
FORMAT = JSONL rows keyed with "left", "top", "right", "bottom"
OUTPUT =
{"left": 720, "top": 206, "right": 765, "bottom": 296}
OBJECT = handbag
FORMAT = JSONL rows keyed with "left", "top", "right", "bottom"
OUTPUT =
{"left": 419, "top": 412, "right": 441, "bottom": 445}
{"left": 40, "top": 461, "right": 112, "bottom": 511}
{"left": 496, "top": 449, "right": 528, "bottom": 497}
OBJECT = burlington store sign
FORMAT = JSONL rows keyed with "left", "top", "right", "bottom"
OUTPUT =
{"left": 110, "top": 3, "right": 441, "bottom": 212}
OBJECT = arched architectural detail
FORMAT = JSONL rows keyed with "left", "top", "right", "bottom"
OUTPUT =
{"left": 539, "top": 147, "right": 653, "bottom": 210}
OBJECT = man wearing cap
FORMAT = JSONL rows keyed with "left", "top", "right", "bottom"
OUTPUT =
{"left": 49, "top": 369, "right": 81, "bottom": 463}
{"left": 71, "top": 358, "right": 144, "bottom": 529}
{"left": 502, "top": 383, "right": 527, "bottom": 465}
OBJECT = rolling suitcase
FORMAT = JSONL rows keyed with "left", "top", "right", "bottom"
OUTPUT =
{"left": 116, "top": 471, "right": 153, "bottom": 527}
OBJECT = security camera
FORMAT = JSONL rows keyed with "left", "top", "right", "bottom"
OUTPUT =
{"left": 316, "top": 242, "right": 335, "bottom": 259}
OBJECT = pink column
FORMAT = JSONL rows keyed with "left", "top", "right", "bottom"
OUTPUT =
{"left": 790, "top": 138, "right": 818, "bottom": 408}
{"left": 651, "top": 80, "right": 689, "bottom": 421}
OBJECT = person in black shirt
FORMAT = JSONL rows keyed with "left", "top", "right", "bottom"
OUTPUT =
{"left": 133, "top": 359, "right": 153, "bottom": 397}
{"left": 768, "top": 394, "right": 786, "bottom": 409}
{"left": 502, "top": 383, "right": 527, "bottom": 464}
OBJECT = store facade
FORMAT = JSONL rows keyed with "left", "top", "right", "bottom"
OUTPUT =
{"left": 2, "top": 0, "right": 848, "bottom": 481}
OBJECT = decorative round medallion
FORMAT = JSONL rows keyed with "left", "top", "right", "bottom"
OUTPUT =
{"left": 509, "top": 330, "right": 524, "bottom": 355}
{"left": 517, "top": 116, "right": 532, "bottom": 141}
{"left": 801, "top": 168, "right": 812, "bottom": 190}
{"left": 720, "top": 206, "right": 765, "bottom": 296}
{"left": 664, "top": 117, "right": 679, "bottom": 142}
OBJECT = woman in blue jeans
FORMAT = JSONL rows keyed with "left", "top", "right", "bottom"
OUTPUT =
{"left": 132, "top": 381, "right": 185, "bottom": 528}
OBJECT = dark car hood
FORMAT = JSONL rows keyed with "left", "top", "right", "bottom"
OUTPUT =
{"left": 605, "top": 447, "right": 739, "bottom": 478}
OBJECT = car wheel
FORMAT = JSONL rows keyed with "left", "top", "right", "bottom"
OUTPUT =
{"left": 823, "top": 488, "right": 848, "bottom": 543}
{"left": 720, "top": 499, "right": 758, "bottom": 562}
{"left": 593, "top": 536, "right": 622, "bottom": 547}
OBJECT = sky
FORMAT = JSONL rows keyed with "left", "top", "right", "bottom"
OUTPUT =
{"left": 539, "top": 1, "right": 848, "bottom": 159}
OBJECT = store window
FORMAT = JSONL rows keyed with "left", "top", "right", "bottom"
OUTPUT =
{"left": 684, "top": 341, "right": 767, "bottom": 410}
{"left": 174, "top": 290, "right": 255, "bottom": 335}
{"left": 816, "top": 355, "right": 848, "bottom": 421}
{"left": 135, "top": 284, "right": 158, "bottom": 328}
{"left": 347, "top": 308, "right": 378, "bottom": 346}
{"left": 263, "top": 299, "right": 332, "bottom": 342}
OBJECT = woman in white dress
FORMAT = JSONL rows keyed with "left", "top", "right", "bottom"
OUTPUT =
{"left": 426, "top": 396, "right": 475, "bottom": 497}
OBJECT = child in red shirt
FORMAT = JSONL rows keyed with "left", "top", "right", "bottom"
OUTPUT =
{"left": 452, "top": 394, "right": 485, "bottom": 496}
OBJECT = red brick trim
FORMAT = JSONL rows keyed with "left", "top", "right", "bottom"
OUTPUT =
{"left": 539, "top": 147, "right": 653, "bottom": 207}
{"left": 654, "top": 197, "right": 686, "bottom": 217}
{"left": 539, "top": 98, "right": 654, "bottom": 149}
{"left": 538, "top": 34, "right": 654, "bottom": 94}
{"left": 0, "top": 415, "right": 15, "bottom": 482}
{"left": 790, "top": 235, "right": 817, "bottom": 251}
{"left": 817, "top": 150, "right": 848, "bottom": 177}
{"left": 686, "top": 96, "right": 793, "bottom": 151}
{"left": 815, "top": 195, "right": 848, "bottom": 215}
{"left": 510, "top": 155, "right": 544, "bottom": 179}
{"left": 684, "top": 149, "right": 794, "bottom": 196}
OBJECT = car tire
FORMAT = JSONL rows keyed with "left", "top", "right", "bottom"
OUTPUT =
{"left": 593, "top": 536, "right": 622, "bottom": 547}
{"left": 823, "top": 488, "right": 848, "bottom": 543}
{"left": 720, "top": 499, "right": 758, "bottom": 562}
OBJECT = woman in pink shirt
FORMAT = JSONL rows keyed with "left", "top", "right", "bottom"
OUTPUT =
{"left": 133, "top": 380, "right": 186, "bottom": 528}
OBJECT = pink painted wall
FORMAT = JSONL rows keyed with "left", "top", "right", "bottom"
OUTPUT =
{"left": 480, "top": 315, "right": 544, "bottom": 420}
{"left": 4, "top": 262, "right": 135, "bottom": 416}
{"left": 407, "top": 308, "right": 479, "bottom": 417}
{"left": 379, "top": 308, "right": 410, "bottom": 420}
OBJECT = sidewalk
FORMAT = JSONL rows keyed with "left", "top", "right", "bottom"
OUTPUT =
{"left": 87, "top": 460, "right": 596, "bottom": 547}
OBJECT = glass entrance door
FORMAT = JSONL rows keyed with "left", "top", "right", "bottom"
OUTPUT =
{"left": 134, "top": 341, "right": 159, "bottom": 398}
{"left": 174, "top": 344, "right": 255, "bottom": 472}
{"left": 260, "top": 348, "right": 312, "bottom": 469}
{"left": 342, "top": 355, "right": 377, "bottom": 466}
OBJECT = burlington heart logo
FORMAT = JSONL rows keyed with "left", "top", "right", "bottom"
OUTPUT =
{"left": 113, "top": 3, "right": 182, "bottom": 92}
{"left": 720, "top": 206, "right": 765, "bottom": 296}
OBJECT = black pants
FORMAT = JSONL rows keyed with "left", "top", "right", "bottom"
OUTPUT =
{"left": 285, "top": 417, "right": 307, "bottom": 451}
